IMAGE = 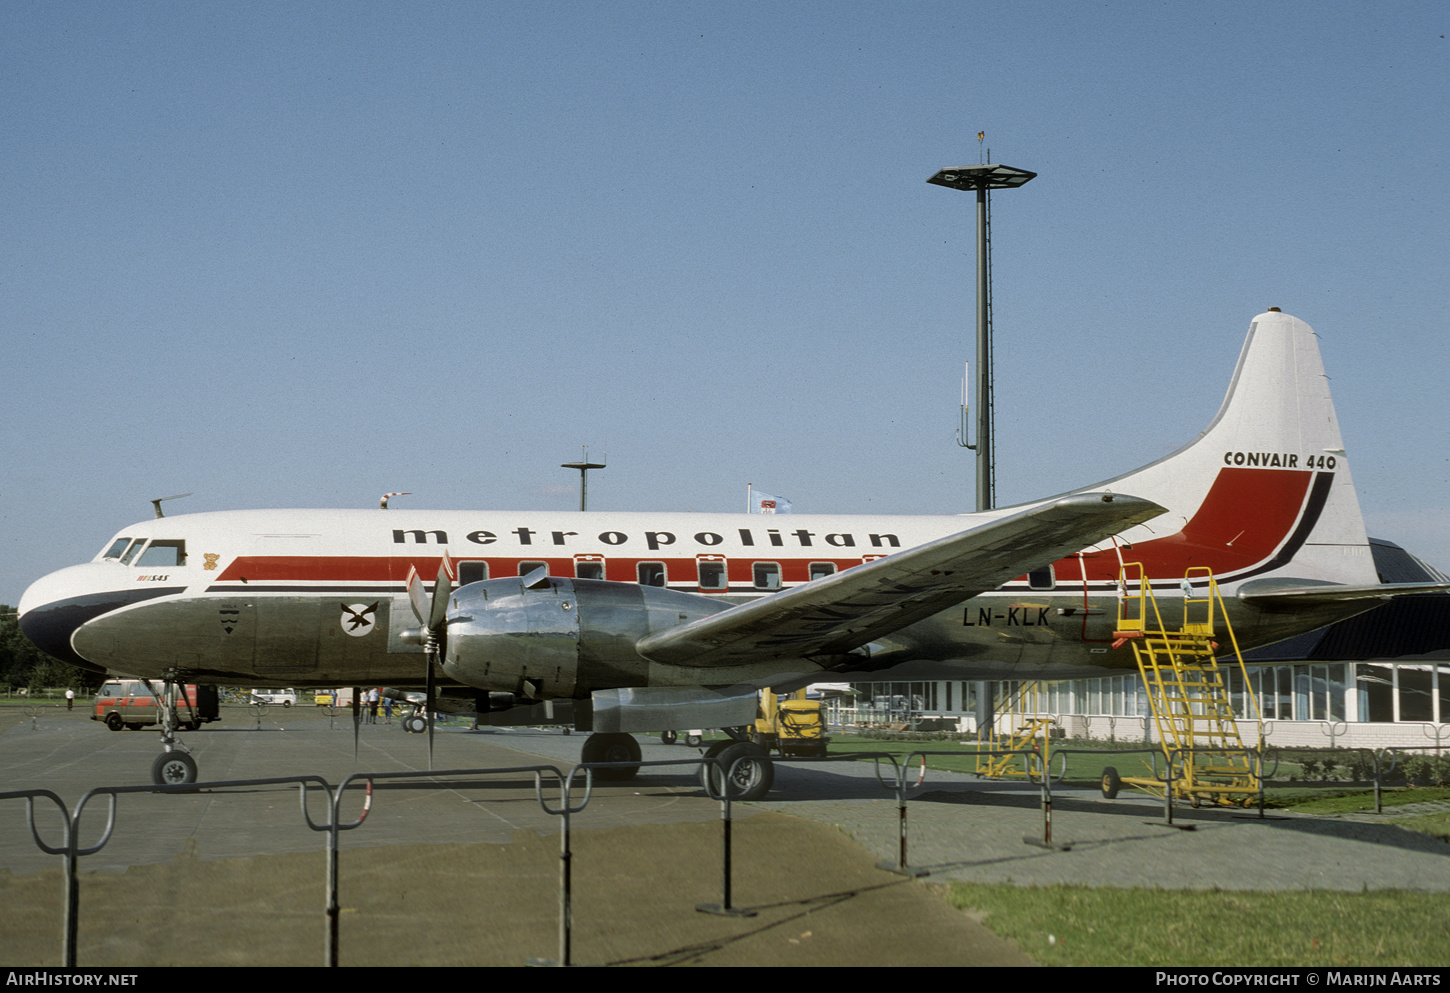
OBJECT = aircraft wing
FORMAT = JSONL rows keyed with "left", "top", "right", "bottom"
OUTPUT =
{"left": 1236, "top": 580, "right": 1450, "bottom": 608}
{"left": 635, "top": 492, "right": 1164, "bottom": 668}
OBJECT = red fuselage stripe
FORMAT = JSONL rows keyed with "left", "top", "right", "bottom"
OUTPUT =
{"left": 210, "top": 468, "right": 1318, "bottom": 590}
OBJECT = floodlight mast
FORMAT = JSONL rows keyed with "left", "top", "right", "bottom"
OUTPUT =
{"left": 561, "top": 450, "right": 607, "bottom": 511}
{"left": 927, "top": 162, "right": 1036, "bottom": 512}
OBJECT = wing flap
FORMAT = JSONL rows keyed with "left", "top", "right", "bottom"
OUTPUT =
{"left": 636, "top": 492, "right": 1163, "bottom": 667}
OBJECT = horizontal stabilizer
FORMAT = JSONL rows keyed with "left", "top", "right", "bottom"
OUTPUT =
{"left": 636, "top": 492, "right": 1164, "bottom": 668}
{"left": 1237, "top": 579, "right": 1450, "bottom": 609}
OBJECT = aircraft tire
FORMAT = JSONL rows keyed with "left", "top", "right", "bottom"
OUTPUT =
{"left": 661, "top": 730, "right": 677, "bottom": 745}
{"left": 1101, "top": 766, "right": 1122, "bottom": 800}
{"left": 152, "top": 751, "right": 198, "bottom": 786}
{"left": 581, "top": 733, "right": 641, "bottom": 781}
{"left": 701, "top": 741, "right": 773, "bottom": 801}
{"left": 402, "top": 715, "right": 427, "bottom": 734}
{"left": 105, "top": 712, "right": 123, "bottom": 731}
{"left": 685, "top": 733, "right": 702, "bottom": 747}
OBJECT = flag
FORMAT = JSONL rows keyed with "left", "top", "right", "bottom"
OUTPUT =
{"left": 752, "top": 490, "right": 792, "bottom": 514}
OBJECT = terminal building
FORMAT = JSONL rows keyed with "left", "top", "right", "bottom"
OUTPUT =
{"left": 834, "top": 539, "right": 1450, "bottom": 749}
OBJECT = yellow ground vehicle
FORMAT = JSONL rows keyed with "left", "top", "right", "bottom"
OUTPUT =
{"left": 752, "top": 690, "right": 829, "bottom": 757}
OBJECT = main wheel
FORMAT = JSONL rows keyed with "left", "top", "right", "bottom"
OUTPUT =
{"left": 581, "top": 733, "right": 642, "bottom": 781}
{"left": 1100, "top": 766, "right": 1122, "bottom": 799}
{"left": 660, "top": 730, "right": 678, "bottom": 745}
{"left": 105, "top": 712, "right": 124, "bottom": 731}
{"left": 701, "top": 741, "right": 774, "bottom": 801}
{"left": 151, "top": 751, "right": 198, "bottom": 786}
{"left": 402, "top": 714, "right": 427, "bottom": 734}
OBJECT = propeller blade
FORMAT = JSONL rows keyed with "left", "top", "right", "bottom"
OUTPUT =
{"left": 425, "top": 656, "right": 437, "bottom": 771}
{"left": 428, "top": 557, "right": 452, "bottom": 630}
{"left": 406, "top": 566, "right": 430, "bottom": 627}
{"left": 351, "top": 686, "right": 361, "bottom": 761}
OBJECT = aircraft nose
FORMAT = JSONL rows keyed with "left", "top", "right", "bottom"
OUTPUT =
{"left": 16, "top": 563, "right": 153, "bottom": 673}
{"left": 19, "top": 564, "right": 98, "bottom": 666}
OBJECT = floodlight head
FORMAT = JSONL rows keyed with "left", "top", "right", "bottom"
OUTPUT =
{"left": 927, "top": 164, "right": 1037, "bottom": 192}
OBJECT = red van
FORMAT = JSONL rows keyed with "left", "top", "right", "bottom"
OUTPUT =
{"left": 92, "top": 680, "right": 220, "bottom": 731}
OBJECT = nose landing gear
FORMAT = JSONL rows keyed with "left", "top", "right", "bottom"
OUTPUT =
{"left": 147, "top": 675, "right": 199, "bottom": 786}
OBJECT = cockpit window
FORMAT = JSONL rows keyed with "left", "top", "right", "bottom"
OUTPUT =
{"left": 103, "top": 538, "right": 132, "bottom": 560}
{"left": 120, "top": 541, "right": 145, "bottom": 565}
{"left": 134, "top": 540, "right": 187, "bottom": 568}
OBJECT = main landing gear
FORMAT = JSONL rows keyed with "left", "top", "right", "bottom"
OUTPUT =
{"left": 701, "top": 739, "right": 773, "bottom": 801}
{"left": 580, "top": 732, "right": 642, "bottom": 781}
{"left": 579, "top": 732, "right": 773, "bottom": 800}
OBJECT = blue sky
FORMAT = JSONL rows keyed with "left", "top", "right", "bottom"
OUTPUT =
{"left": 3, "top": 1, "right": 1446, "bottom": 605}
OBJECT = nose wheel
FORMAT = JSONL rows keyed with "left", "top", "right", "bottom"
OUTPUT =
{"left": 151, "top": 750, "right": 198, "bottom": 785}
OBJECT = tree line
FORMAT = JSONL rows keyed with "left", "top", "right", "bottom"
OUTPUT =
{"left": 0, "top": 606, "right": 90, "bottom": 692}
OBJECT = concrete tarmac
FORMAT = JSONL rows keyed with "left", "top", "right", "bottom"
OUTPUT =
{"left": 2, "top": 704, "right": 1448, "bottom": 967}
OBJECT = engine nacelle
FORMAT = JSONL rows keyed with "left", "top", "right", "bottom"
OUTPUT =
{"left": 442, "top": 575, "right": 729, "bottom": 698}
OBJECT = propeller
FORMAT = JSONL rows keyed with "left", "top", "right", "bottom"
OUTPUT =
{"left": 404, "top": 555, "right": 454, "bottom": 769}
{"left": 351, "top": 686, "right": 361, "bottom": 760}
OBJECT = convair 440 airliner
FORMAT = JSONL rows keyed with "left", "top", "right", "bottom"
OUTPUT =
{"left": 18, "top": 310, "right": 1447, "bottom": 788}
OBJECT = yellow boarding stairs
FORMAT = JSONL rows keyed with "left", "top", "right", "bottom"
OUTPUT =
{"left": 1106, "top": 565, "right": 1264, "bottom": 807}
{"left": 976, "top": 681, "right": 1058, "bottom": 780}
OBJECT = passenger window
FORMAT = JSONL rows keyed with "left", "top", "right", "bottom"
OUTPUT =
{"left": 637, "top": 562, "right": 666, "bottom": 587}
{"left": 102, "top": 538, "right": 132, "bottom": 560}
{"left": 753, "top": 563, "right": 781, "bottom": 590}
{"left": 809, "top": 562, "right": 836, "bottom": 581}
{"left": 458, "top": 561, "right": 488, "bottom": 585}
{"left": 135, "top": 540, "right": 186, "bottom": 568}
{"left": 575, "top": 561, "right": 604, "bottom": 580}
{"left": 518, "top": 561, "right": 547, "bottom": 577}
{"left": 697, "top": 560, "right": 727, "bottom": 591}
{"left": 1028, "top": 566, "right": 1055, "bottom": 590}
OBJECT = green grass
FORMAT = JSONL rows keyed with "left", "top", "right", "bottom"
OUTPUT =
{"left": 813, "top": 734, "right": 1450, "bottom": 966}
{"left": 945, "top": 885, "right": 1450, "bottom": 967}
{"left": 1265, "top": 786, "right": 1450, "bottom": 814}
{"left": 944, "top": 779, "right": 1450, "bottom": 967}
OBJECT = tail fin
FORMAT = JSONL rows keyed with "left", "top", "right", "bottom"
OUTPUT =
{"left": 1079, "top": 309, "right": 1376, "bottom": 588}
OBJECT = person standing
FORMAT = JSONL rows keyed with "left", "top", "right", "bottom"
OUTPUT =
{"left": 65, "top": 688, "right": 75, "bottom": 711}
